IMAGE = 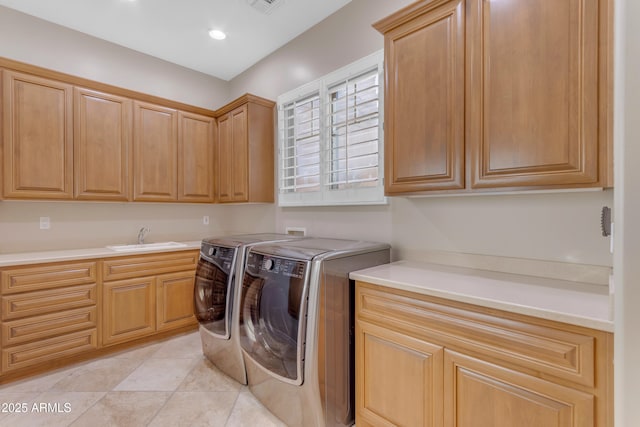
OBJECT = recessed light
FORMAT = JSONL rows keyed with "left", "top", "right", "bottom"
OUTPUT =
{"left": 209, "top": 30, "right": 226, "bottom": 40}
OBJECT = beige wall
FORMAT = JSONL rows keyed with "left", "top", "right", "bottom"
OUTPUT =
{"left": 0, "top": 6, "right": 230, "bottom": 109}
{"left": 228, "top": 0, "right": 614, "bottom": 267}
{"left": 1, "top": 1, "right": 637, "bottom": 423}
{"left": 1, "top": 0, "right": 613, "bottom": 266}
{"left": 0, "top": 6, "right": 240, "bottom": 253}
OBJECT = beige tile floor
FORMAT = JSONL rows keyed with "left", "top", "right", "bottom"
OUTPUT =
{"left": 0, "top": 331, "right": 287, "bottom": 427}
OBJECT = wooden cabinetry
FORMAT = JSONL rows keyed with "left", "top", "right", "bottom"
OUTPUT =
{"left": 216, "top": 94, "right": 275, "bottom": 203}
{"left": 0, "top": 261, "right": 98, "bottom": 373}
{"left": 375, "top": 0, "right": 613, "bottom": 194}
{"left": 101, "top": 251, "right": 198, "bottom": 346}
{"left": 0, "top": 250, "right": 199, "bottom": 381}
{"left": 377, "top": 0, "right": 465, "bottom": 193}
{"left": 156, "top": 271, "right": 198, "bottom": 331}
{"left": 133, "top": 101, "right": 179, "bottom": 202}
{"left": 2, "top": 70, "right": 74, "bottom": 199}
{"left": 1, "top": 58, "right": 219, "bottom": 204}
{"left": 102, "top": 276, "right": 156, "bottom": 346}
{"left": 355, "top": 281, "right": 613, "bottom": 427}
{"left": 178, "top": 111, "right": 216, "bottom": 202}
{"left": 74, "top": 87, "right": 132, "bottom": 201}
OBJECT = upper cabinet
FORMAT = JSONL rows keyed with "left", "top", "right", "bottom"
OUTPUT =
{"left": 178, "top": 111, "right": 216, "bottom": 203}
{"left": 133, "top": 101, "right": 179, "bottom": 202}
{"left": 0, "top": 59, "right": 275, "bottom": 204}
{"left": 375, "top": 0, "right": 613, "bottom": 195}
{"left": 215, "top": 94, "right": 275, "bottom": 203}
{"left": 74, "top": 87, "right": 132, "bottom": 201}
{"left": 2, "top": 70, "right": 74, "bottom": 199}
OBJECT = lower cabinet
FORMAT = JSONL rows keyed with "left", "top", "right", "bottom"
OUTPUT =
{"left": 0, "top": 250, "right": 199, "bottom": 381}
{"left": 156, "top": 271, "right": 198, "bottom": 332}
{"left": 102, "top": 277, "right": 156, "bottom": 346}
{"left": 0, "top": 261, "right": 99, "bottom": 374}
{"left": 355, "top": 281, "right": 613, "bottom": 427}
{"left": 444, "top": 350, "right": 594, "bottom": 427}
{"left": 101, "top": 251, "right": 198, "bottom": 347}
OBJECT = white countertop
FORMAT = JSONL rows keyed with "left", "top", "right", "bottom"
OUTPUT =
{"left": 350, "top": 260, "right": 613, "bottom": 332}
{"left": 0, "top": 241, "right": 202, "bottom": 267}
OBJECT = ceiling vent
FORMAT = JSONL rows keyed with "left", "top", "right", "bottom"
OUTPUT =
{"left": 247, "top": 0, "right": 285, "bottom": 15}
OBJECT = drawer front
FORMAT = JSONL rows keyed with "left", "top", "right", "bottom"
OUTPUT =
{"left": 102, "top": 250, "right": 199, "bottom": 281}
{"left": 1, "top": 261, "right": 97, "bottom": 294}
{"left": 1, "top": 284, "right": 97, "bottom": 321}
{"left": 356, "top": 282, "right": 596, "bottom": 387}
{"left": 2, "top": 329, "right": 98, "bottom": 373}
{"left": 2, "top": 306, "right": 97, "bottom": 347}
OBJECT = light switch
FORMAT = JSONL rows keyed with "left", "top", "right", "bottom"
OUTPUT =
{"left": 40, "top": 217, "right": 50, "bottom": 230}
{"left": 203, "top": 216, "right": 210, "bottom": 225}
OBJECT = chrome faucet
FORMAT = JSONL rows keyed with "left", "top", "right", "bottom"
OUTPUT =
{"left": 137, "top": 227, "right": 150, "bottom": 244}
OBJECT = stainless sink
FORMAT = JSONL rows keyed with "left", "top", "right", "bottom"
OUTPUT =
{"left": 106, "top": 241, "right": 188, "bottom": 252}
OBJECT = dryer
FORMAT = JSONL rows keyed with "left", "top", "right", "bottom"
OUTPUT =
{"left": 239, "top": 238, "right": 390, "bottom": 427}
{"left": 193, "top": 233, "right": 302, "bottom": 384}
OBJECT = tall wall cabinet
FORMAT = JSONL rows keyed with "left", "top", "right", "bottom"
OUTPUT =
{"left": 2, "top": 70, "right": 74, "bottom": 199}
{"left": 74, "top": 87, "right": 132, "bottom": 201}
{"left": 375, "top": 0, "right": 613, "bottom": 195}
{"left": 216, "top": 94, "right": 275, "bottom": 203}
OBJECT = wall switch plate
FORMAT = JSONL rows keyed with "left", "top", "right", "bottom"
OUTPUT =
{"left": 40, "top": 217, "right": 50, "bottom": 230}
{"left": 203, "top": 216, "right": 209, "bottom": 225}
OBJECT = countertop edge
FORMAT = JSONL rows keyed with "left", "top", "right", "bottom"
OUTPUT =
{"left": 0, "top": 241, "right": 202, "bottom": 267}
{"left": 350, "top": 263, "right": 614, "bottom": 333}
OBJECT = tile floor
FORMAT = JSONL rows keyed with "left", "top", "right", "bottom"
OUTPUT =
{"left": 0, "top": 331, "right": 287, "bottom": 427}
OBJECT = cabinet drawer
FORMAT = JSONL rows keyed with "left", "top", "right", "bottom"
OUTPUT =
{"left": 2, "top": 306, "right": 97, "bottom": 347}
{"left": 356, "top": 282, "right": 596, "bottom": 387}
{"left": 102, "top": 251, "right": 199, "bottom": 281}
{"left": 1, "top": 284, "right": 97, "bottom": 321}
{"left": 2, "top": 329, "right": 98, "bottom": 373}
{"left": 1, "top": 261, "right": 97, "bottom": 294}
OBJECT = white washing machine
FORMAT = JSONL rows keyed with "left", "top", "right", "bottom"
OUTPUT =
{"left": 239, "top": 238, "right": 390, "bottom": 426}
{"left": 193, "top": 233, "right": 302, "bottom": 384}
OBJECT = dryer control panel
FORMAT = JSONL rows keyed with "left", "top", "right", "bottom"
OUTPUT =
{"left": 247, "top": 253, "right": 306, "bottom": 279}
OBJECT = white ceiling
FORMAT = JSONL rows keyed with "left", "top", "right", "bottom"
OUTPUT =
{"left": 0, "top": 0, "right": 352, "bottom": 81}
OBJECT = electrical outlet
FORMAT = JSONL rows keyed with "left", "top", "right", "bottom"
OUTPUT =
{"left": 203, "top": 216, "right": 210, "bottom": 225}
{"left": 40, "top": 217, "right": 50, "bottom": 230}
{"left": 285, "top": 226, "right": 306, "bottom": 237}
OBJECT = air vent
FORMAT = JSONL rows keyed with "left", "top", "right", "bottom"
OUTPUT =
{"left": 247, "top": 0, "right": 285, "bottom": 15}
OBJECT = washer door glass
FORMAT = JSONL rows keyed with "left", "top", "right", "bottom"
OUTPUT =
{"left": 240, "top": 253, "right": 308, "bottom": 385}
{"left": 194, "top": 246, "right": 236, "bottom": 338}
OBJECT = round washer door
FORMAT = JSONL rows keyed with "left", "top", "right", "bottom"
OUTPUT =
{"left": 240, "top": 253, "right": 309, "bottom": 385}
{"left": 194, "top": 246, "right": 236, "bottom": 339}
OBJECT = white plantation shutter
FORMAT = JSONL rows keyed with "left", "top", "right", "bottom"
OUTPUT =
{"left": 277, "top": 50, "right": 385, "bottom": 206}
{"left": 280, "top": 93, "right": 321, "bottom": 193}
{"left": 326, "top": 69, "right": 380, "bottom": 190}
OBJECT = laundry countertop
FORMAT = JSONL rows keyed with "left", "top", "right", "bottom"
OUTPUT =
{"left": 350, "top": 260, "right": 613, "bottom": 332}
{"left": 0, "top": 241, "right": 202, "bottom": 268}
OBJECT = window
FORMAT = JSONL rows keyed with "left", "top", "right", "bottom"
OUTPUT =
{"left": 277, "top": 50, "right": 385, "bottom": 206}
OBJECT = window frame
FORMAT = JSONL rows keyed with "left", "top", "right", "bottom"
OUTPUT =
{"left": 277, "top": 50, "right": 386, "bottom": 207}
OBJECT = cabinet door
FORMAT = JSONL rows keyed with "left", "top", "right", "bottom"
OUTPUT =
{"left": 133, "top": 101, "right": 178, "bottom": 201}
{"left": 178, "top": 111, "right": 215, "bottom": 202}
{"left": 444, "top": 350, "right": 594, "bottom": 427}
{"left": 217, "top": 105, "right": 248, "bottom": 202}
{"left": 156, "top": 271, "right": 196, "bottom": 332}
{"left": 467, "top": 0, "right": 600, "bottom": 188}
{"left": 102, "top": 277, "right": 156, "bottom": 346}
{"left": 379, "top": 0, "right": 465, "bottom": 194}
{"left": 2, "top": 70, "right": 73, "bottom": 199}
{"left": 356, "top": 319, "right": 444, "bottom": 427}
{"left": 74, "top": 87, "right": 132, "bottom": 200}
